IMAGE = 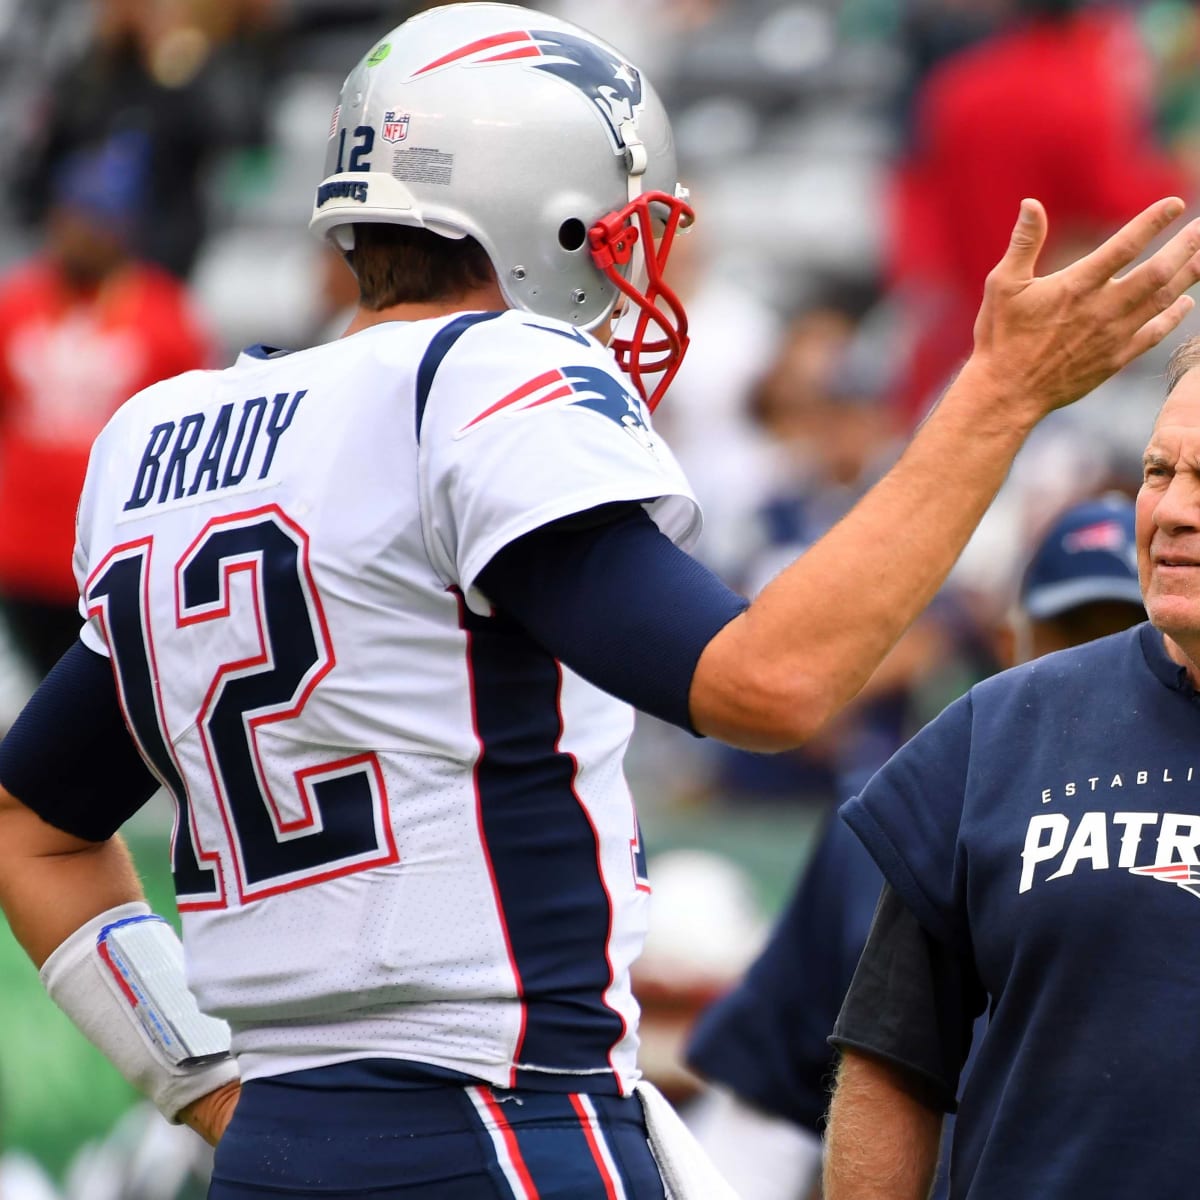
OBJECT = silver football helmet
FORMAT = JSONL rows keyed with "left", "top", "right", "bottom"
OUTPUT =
{"left": 309, "top": 3, "right": 693, "bottom": 408}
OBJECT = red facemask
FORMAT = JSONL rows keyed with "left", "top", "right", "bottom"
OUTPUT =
{"left": 588, "top": 190, "right": 694, "bottom": 412}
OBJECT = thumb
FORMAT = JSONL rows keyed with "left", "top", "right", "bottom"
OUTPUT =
{"left": 997, "top": 198, "right": 1047, "bottom": 281}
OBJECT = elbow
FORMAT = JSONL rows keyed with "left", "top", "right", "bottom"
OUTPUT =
{"left": 690, "top": 664, "right": 834, "bottom": 752}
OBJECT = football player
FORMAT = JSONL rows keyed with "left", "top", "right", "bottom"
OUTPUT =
{"left": 0, "top": 4, "right": 1197, "bottom": 1197}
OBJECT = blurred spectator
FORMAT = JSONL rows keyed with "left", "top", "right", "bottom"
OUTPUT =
{"left": 631, "top": 849, "right": 769, "bottom": 1107}
{"left": 0, "top": 140, "right": 212, "bottom": 677}
{"left": 888, "top": 0, "right": 1194, "bottom": 425}
{"left": 684, "top": 493, "right": 1147, "bottom": 1200}
{"left": 0, "top": 1151, "right": 60, "bottom": 1200}
{"left": 9, "top": 0, "right": 274, "bottom": 278}
{"left": 890, "top": 0, "right": 1008, "bottom": 131}
{"left": 62, "top": 1103, "right": 213, "bottom": 1200}
{"left": 0, "top": 611, "right": 37, "bottom": 735}
{"left": 0, "top": 1093, "right": 60, "bottom": 1200}
{"left": 636, "top": 194, "right": 785, "bottom": 579}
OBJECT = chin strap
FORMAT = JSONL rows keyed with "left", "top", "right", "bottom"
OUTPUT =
{"left": 619, "top": 119, "right": 651, "bottom": 301}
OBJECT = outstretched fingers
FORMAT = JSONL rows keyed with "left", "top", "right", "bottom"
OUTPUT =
{"left": 1113, "top": 219, "right": 1200, "bottom": 317}
{"left": 1067, "top": 197, "right": 1187, "bottom": 291}
{"left": 1121, "top": 294, "right": 1197, "bottom": 368}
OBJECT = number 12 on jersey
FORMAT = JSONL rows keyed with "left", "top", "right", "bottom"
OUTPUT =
{"left": 85, "top": 505, "right": 398, "bottom": 911}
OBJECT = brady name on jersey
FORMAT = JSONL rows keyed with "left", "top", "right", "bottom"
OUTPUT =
{"left": 122, "top": 387, "right": 305, "bottom": 511}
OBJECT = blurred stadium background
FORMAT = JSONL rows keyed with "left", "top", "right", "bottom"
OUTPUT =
{"left": 0, "top": 0, "right": 1197, "bottom": 1193}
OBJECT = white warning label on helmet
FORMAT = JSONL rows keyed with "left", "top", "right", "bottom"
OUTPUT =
{"left": 391, "top": 147, "right": 454, "bottom": 186}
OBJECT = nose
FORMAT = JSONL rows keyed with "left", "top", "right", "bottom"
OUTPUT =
{"left": 1153, "top": 470, "right": 1200, "bottom": 536}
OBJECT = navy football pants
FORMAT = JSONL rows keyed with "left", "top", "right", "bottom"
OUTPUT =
{"left": 209, "top": 1067, "right": 668, "bottom": 1198}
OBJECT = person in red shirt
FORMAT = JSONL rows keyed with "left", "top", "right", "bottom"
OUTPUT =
{"left": 889, "top": 0, "right": 1192, "bottom": 426}
{"left": 0, "top": 138, "right": 212, "bottom": 676}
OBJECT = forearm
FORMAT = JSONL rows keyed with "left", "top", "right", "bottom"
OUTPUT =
{"left": 0, "top": 784, "right": 239, "bottom": 1133}
{"left": 823, "top": 1049, "right": 943, "bottom": 1200}
{"left": 692, "top": 196, "right": 1200, "bottom": 749}
{"left": 692, "top": 358, "right": 1028, "bottom": 747}
{"left": 0, "top": 786, "right": 144, "bottom": 967}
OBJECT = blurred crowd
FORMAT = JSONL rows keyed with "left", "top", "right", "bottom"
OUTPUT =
{"left": 0, "top": 0, "right": 1198, "bottom": 1192}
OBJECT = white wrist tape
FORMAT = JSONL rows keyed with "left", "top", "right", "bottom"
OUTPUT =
{"left": 40, "top": 902, "right": 239, "bottom": 1122}
{"left": 635, "top": 1080, "right": 741, "bottom": 1200}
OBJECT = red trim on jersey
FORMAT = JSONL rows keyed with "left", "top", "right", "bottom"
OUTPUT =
{"left": 175, "top": 503, "right": 398, "bottom": 903}
{"left": 456, "top": 587, "right": 528, "bottom": 1087}
{"left": 554, "top": 661, "right": 626, "bottom": 1088}
{"left": 477, "top": 1086, "right": 542, "bottom": 1199}
{"left": 86, "top": 538, "right": 227, "bottom": 912}
{"left": 630, "top": 803, "right": 652, "bottom": 895}
{"left": 568, "top": 1093, "right": 622, "bottom": 1200}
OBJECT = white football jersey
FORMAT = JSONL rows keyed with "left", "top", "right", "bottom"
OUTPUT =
{"left": 73, "top": 311, "right": 701, "bottom": 1094}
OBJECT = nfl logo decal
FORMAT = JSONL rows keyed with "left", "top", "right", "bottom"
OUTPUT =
{"left": 382, "top": 111, "right": 411, "bottom": 142}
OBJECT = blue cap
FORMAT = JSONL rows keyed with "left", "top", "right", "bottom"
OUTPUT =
{"left": 1020, "top": 496, "right": 1144, "bottom": 619}
{"left": 51, "top": 132, "right": 148, "bottom": 230}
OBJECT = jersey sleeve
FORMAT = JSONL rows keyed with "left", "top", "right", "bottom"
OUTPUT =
{"left": 72, "top": 422, "right": 111, "bottom": 657}
{"left": 415, "top": 314, "right": 702, "bottom": 614}
{"left": 839, "top": 690, "right": 975, "bottom": 952}
{"left": 829, "top": 881, "right": 985, "bottom": 1112}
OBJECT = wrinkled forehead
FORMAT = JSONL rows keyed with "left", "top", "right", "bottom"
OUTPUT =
{"left": 1153, "top": 368, "right": 1200, "bottom": 442}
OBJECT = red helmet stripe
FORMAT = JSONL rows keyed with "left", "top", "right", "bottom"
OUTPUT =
{"left": 414, "top": 31, "right": 534, "bottom": 76}
{"left": 479, "top": 46, "right": 544, "bottom": 64}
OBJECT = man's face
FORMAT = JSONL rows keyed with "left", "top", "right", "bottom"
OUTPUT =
{"left": 46, "top": 208, "right": 128, "bottom": 288}
{"left": 1137, "top": 369, "right": 1200, "bottom": 646}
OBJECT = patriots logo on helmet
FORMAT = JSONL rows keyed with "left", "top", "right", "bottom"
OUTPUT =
{"left": 412, "top": 29, "right": 643, "bottom": 153}
{"left": 1129, "top": 862, "right": 1200, "bottom": 902}
{"left": 457, "top": 364, "right": 655, "bottom": 451}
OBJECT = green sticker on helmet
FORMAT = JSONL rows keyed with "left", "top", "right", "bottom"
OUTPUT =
{"left": 366, "top": 43, "right": 391, "bottom": 67}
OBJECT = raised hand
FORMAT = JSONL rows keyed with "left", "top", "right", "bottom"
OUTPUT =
{"left": 970, "top": 197, "right": 1200, "bottom": 418}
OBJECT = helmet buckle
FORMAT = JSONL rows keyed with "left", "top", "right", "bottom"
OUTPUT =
{"left": 588, "top": 215, "right": 639, "bottom": 270}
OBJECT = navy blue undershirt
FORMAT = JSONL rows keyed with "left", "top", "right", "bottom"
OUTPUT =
{"left": 0, "top": 640, "right": 160, "bottom": 840}
{"left": 476, "top": 504, "right": 747, "bottom": 733}
{"left": 0, "top": 506, "right": 747, "bottom": 840}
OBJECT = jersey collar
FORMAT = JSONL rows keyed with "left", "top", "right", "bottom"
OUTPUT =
{"left": 240, "top": 343, "right": 294, "bottom": 361}
{"left": 1139, "top": 621, "right": 1200, "bottom": 701}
